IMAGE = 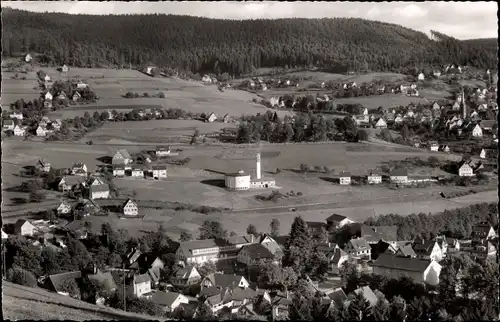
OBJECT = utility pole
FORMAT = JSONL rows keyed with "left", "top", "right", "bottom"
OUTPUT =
{"left": 122, "top": 264, "right": 126, "bottom": 312}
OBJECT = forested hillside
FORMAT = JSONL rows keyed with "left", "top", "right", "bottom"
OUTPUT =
{"left": 2, "top": 8, "right": 497, "bottom": 76}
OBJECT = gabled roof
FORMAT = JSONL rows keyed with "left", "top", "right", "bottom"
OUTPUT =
{"left": 205, "top": 273, "right": 246, "bottom": 289}
{"left": 396, "top": 244, "right": 417, "bottom": 258}
{"left": 151, "top": 291, "right": 184, "bottom": 307}
{"left": 373, "top": 253, "right": 433, "bottom": 273}
{"left": 240, "top": 244, "right": 274, "bottom": 261}
{"left": 90, "top": 184, "right": 110, "bottom": 193}
{"left": 328, "top": 288, "right": 347, "bottom": 306}
{"left": 59, "top": 176, "right": 85, "bottom": 187}
{"left": 330, "top": 248, "right": 348, "bottom": 264}
{"left": 115, "top": 149, "right": 131, "bottom": 159}
{"left": 326, "top": 214, "right": 348, "bottom": 223}
{"left": 347, "top": 238, "right": 370, "bottom": 252}
{"left": 133, "top": 273, "right": 151, "bottom": 285}
{"left": 49, "top": 271, "right": 82, "bottom": 293}
{"left": 173, "top": 265, "right": 199, "bottom": 279}
{"left": 413, "top": 240, "right": 437, "bottom": 254}
{"left": 339, "top": 171, "right": 351, "bottom": 178}
{"left": 15, "top": 219, "right": 34, "bottom": 230}
{"left": 123, "top": 198, "right": 138, "bottom": 208}
{"left": 353, "top": 286, "right": 378, "bottom": 307}
{"left": 87, "top": 271, "right": 117, "bottom": 292}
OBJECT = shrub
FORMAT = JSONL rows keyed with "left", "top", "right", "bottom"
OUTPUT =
{"left": 8, "top": 267, "right": 37, "bottom": 287}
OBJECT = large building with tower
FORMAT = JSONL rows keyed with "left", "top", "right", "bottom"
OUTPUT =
{"left": 224, "top": 153, "right": 276, "bottom": 190}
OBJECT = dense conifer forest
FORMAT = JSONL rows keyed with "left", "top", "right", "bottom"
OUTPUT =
{"left": 2, "top": 8, "right": 497, "bottom": 76}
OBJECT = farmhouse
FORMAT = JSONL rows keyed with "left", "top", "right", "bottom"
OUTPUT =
{"left": 339, "top": 171, "right": 351, "bottom": 185}
{"left": 150, "top": 291, "right": 189, "bottom": 313}
{"left": 155, "top": 146, "right": 171, "bottom": 156}
{"left": 237, "top": 243, "right": 276, "bottom": 266}
{"left": 175, "top": 235, "right": 257, "bottom": 265}
{"left": 170, "top": 265, "right": 202, "bottom": 288}
{"left": 57, "top": 200, "right": 72, "bottom": 215}
{"left": 89, "top": 184, "right": 110, "bottom": 199}
{"left": 432, "top": 102, "right": 441, "bottom": 110}
{"left": 131, "top": 166, "right": 144, "bottom": 178}
{"left": 326, "top": 214, "right": 355, "bottom": 229}
{"left": 36, "top": 159, "right": 51, "bottom": 172}
{"left": 14, "top": 219, "right": 36, "bottom": 236}
{"left": 458, "top": 162, "right": 474, "bottom": 177}
{"left": 123, "top": 198, "right": 139, "bottom": 216}
{"left": 47, "top": 271, "right": 82, "bottom": 297}
{"left": 375, "top": 118, "right": 387, "bottom": 129}
{"left": 428, "top": 141, "right": 439, "bottom": 151}
{"left": 471, "top": 124, "right": 483, "bottom": 137}
{"left": 206, "top": 112, "right": 217, "bottom": 123}
{"left": 151, "top": 165, "right": 167, "bottom": 179}
{"left": 45, "top": 91, "right": 53, "bottom": 101}
{"left": 413, "top": 240, "right": 443, "bottom": 262}
{"left": 367, "top": 171, "right": 382, "bottom": 184}
{"left": 112, "top": 149, "right": 133, "bottom": 165}
{"left": 71, "top": 163, "right": 88, "bottom": 176}
{"left": 3, "top": 120, "right": 15, "bottom": 131}
{"left": 113, "top": 165, "right": 125, "bottom": 177}
{"left": 62, "top": 65, "right": 69, "bottom": 73}
{"left": 72, "top": 91, "right": 81, "bottom": 101}
{"left": 132, "top": 274, "right": 152, "bottom": 298}
{"left": 372, "top": 254, "right": 441, "bottom": 285}
{"left": 36, "top": 126, "right": 47, "bottom": 137}
{"left": 389, "top": 168, "right": 408, "bottom": 184}
{"left": 344, "top": 237, "right": 371, "bottom": 260}
{"left": 471, "top": 222, "right": 497, "bottom": 242}
{"left": 58, "top": 176, "right": 85, "bottom": 192}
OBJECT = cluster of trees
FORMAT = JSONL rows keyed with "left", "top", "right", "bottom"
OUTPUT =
{"left": 364, "top": 202, "right": 498, "bottom": 240}
{"left": 42, "top": 79, "right": 98, "bottom": 103}
{"left": 123, "top": 91, "right": 165, "bottom": 99}
{"left": 236, "top": 110, "right": 364, "bottom": 143}
{"left": 3, "top": 9, "right": 496, "bottom": 76}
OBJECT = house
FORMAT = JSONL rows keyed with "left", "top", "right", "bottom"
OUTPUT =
{"left": 89, "top": 177, "right": 105, "bottom": 186}
{"left": 338, "top": 171, "right": 351, "bottom": 185}
{"left": 150, "top": 291, "right": 189, "bottom": 313}
{"left": 223, "top": 114, "right": 230, "bottom": 123}
{"left": 12, "top": 125, "right": 25, "bottom": 136}
{"left": 472, "top": 124, "right": 483, "bottom": 137}
{"left": 394, "top": 115, "right": 404, "bottom": 123}
{"left": 44, "top": 100, "right": 53, "bottom": 109}
{"left": 132, "top": 274, "right": 152, "bottom": 298}
{"left": 155, "top": 146, "right": 171, "bottom": 156}
{"left": 122, "top": 198, "right": 139, "bottom": 216}
{"left": 432, "top": 102, "right": 441, "bottom": 110}
{"left": 151, "top": 165, "right": 167, "bottom": 179}
{"left": 58, "top": 91, "right": 67, "bottom": 100}
{"left": 389, "top": 168, "right": 408, "bottom": 184}
{"left": 394, "top": 243, "right": 417, "bottom": 258}
{"left": 10, "top": 112, "right": 23, "bottom": 120}
{"left": 206, "top": 112, "right": 217, "bottom": 123}
{"left": 480, "top": 120, "right": 496, "bottom": 132}
{"left": 131, "top": 166, "right": 144, "bottom": 178}
{"left": 417, "top": 73, "right": 425, "bottom": 81}
{"left": 458, "top": 162, "right": 474, "bottom": 177}
{"left": 57, "top": 200, "right": 72, "bottom": 215}
{"left": 372, "top": 254, "right": 441, "bottom": 285}
{"left": 77, "top": 81, "right": 88, "bottom": 89}
{"left": 201, "top": 273, "right": 250, "bottom": 290}
{"left": 58, "top": 176, "right": 85, "bottom": 192}
{"left": 71, "top": 163, "right": 88, "bottom": 176}
{"left": 14, "top": 219, "right": 36, "bottom": 236}
{"left": 445, "top": 238, "right": 460, "bottom": 254}
{"left": 113, "top": 165, "right": 125, "bottom": 177}
{"left": 471, "top": 222, "right": 497, "bottom": 243}
{"left": 89, "top": 184, "right": 110, "bottom": 199}
{"left": 257, "top": 234, "right": 283, "bottom": 258}
{"left": 175, "top": 235, "right": 257, "bottom": 265}
{"left": 429, "top": 141, "right": 439, "bottom": 152}
{"left": 439, "top": 145, "right": 450, "bottom": 153}
{"left": 413, "top": 240, "right": 443, "bottom": 262}
{"left": 51, "top": 119, "right": 62, "bottom": 131}
{"left": 237, "top": 243, "right": 276, "bottom": 266}
{"left": 170, "top": 265, "right": 202, "bottom": 288}
{"left": 374, "top": 117, "right": 388, "bottom": 129}
{"left": 367, "top": 171, "right": 382, "bottom": 184}
{"left": 72, "top": 91, "right": 81, "bottom": 101}
{"left": 344, "top": 237, "right": 371, "bottom": 260}
{"left": 87, "top": 270, "right": 118, "bottom": 304}
{"left": 36, "top": 125, "right": 47, "bottom": 137}
{"left": 452, "top": 102, "right": 461, "bottom": 110}
{"left": 353, "top": 286, "right": 378, "bottom": 307}
{"left": 1, "top": 119, "right": 13, "bottom": 132}
{"left": 45, "top": 91, "right": 53, "bottom": 101}
{"left": 271, "top": 291, "right": 292, "bottom": 320}
{"left": 405, "top": 110, "right": 415, "bottom": 118}
{"left": 112, "top": 149, "right": 133, "bottom": 165}
{"left": 202, "top": 75, "right": 212, "bottom": 83}
{"left": 2, "top": 229, "right": 9, "bottom": 240}
{"left": 25, "top": 53, "right": 32, "bottom": 62}
{"left": 326, "top": 247, "right": 349, "bottom": 275}
{"left": 326, "top": 214, "right": 355, "bottom": 229}
{"left": 47, "top": 271, "right": 82, "bottom": 297}
{"left": 433, "top": 70, "right": 441, "bottom": 77}
{"left": 36, "top": 159, "right": 51, "bottom": 172}
{"left": 62, "top": 65, "right": 69, "bottom": 73}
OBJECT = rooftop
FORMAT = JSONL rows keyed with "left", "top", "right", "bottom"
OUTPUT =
{"left": 373, "top": 253, "right": 432, "bottom": 273}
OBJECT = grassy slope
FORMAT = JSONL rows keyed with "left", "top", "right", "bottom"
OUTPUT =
{"left": 2, "top": 281, "right": 163, "bottom": 321}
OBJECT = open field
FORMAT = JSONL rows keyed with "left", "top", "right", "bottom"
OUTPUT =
{"left": 1, "top": 71, "right": 42, "bottom": 106}
{"left": 2, "top": 281, "right": 160, "bottom": 321}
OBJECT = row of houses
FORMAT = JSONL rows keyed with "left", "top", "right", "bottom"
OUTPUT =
{"left": 336, "top": 168, "right": 439, "bottom": 185}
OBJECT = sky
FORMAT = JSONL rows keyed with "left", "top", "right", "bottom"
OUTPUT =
{"left": 2, "top": 1, "right": 498, "bottom": 40}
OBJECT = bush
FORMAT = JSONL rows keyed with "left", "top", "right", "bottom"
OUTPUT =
{"left": 8, "top": 267, "right": 37, "bottom": 287}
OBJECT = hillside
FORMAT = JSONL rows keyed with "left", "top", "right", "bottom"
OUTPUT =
{"left": 2, "top": 281, "right": 163, "bottom": 321}
{"left": 1, "top": 8, "right": 498, "bottom": 76}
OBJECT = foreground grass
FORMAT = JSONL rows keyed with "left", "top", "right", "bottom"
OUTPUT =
{"left": 2, "top": 281, "right": 163, "bottom": 321}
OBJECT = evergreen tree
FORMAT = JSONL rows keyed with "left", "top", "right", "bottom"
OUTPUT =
{"left": 283, "top": 216, "right": 312, "bottom": 272}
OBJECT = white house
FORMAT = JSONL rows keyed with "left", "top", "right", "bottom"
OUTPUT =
{"left": 14, "top": 219, "right": 36, "bottom": 236}
{"left": 202, "top": 75, "right": 212, "bottom": 83}
{"left": 432, "top": 102, "right": 441, "bottom": 110}
{"left": 155, "top": 146, "right": 171, "bottom": 156}
{"left": 10, "top": 112, "right": 24, "bottom": 120}
{"left": 394, "top": 115, "right": 404, "bottom": 124}
{"left": 429, "top": 141, "right": 439, "bottom": 152}
{"left": 14, "top": 125, "right": 26, "bottom": 136}
{"left": 123, "top": 199, "right": 139, "bottom": 216}
{"left": 112, "top": 149, "right": 133, "bottom": 165}
{"left": 339, "top": 172, "right": 351, "bottom": 185}
{"left": 77, "top": 81, "right": 88, "bottom": 89}
{"left": 132, "top": 274, "right": 151, "bottom": 298}
{"left": 90, "top": 177, "right": 106, "bottom": 186}
{"left": 417, "top": 73, "right": 425, "bottom": 81}
{"left": 25, "top": 53, "right": 33, "bottom": 62}
{"left": 44, "top": 75, "right": 51, "bottom": 82}
{"left": 72, "top": 92, "right": 81, "bottom": 101}
{"left": 326, "top": 214, "right": 355, "bottom": 229}
{"left": 372, "top": 254, "right": 442, "bottom": 285}
{"left": 89, "top": 184, "right": 110, "bottom": 199}
{"left": 389, "top": 168, "right": 408, "bottom": 184}
{"left": 206, "top": 112, "right": 217, "bottom": 123}
{"left": 344, "top": 237, "right": 371, "bottom": 260}
{"left": 71, "top": 163, "right": 88, "bottom": 176}
{"left": 36, "top": 126, "right": 47, "bottom": 137}
{"left": 45, "top": 91, "right": 53, "bottom": 101}
{"left": 367, "top": 172, "right": 382, "bottom": 184}
{"left": 170, "top": 265, "right": 202, "bottom": 288}
{"left": 374, "top": 118, "right": 387, "bottom": 129}
{"left": 413, "top": 241, "right": 444, "bottom": 262}
{"left": 3, "top": 120, "right": 15, "bottom": 131}
{"left": 113, "top": 165, "right": 125, "bottom": 177}
{"left": 36, "top": 159, "right": 51, "bottom": 172}
{"left": 131, "top": 167, "right": 144, "bottom": 178}
{"left": 151, "top": 165, "right": 167, "bottom": 179}
{"left": 150, "top": 291, "right": 189, "bottom": 313}
{"left": 57, "top": 201, "right": 72, "bottom": 215}
{"left": 58, "top": 91, "right": 67, "bottom": 100}
{"left": 472, "top": 124, "right": 483, "bottom": 137}
{"left": 458, "top": 162, "right": 474, "bottom": 177}
{"left": 62, "top": 65, "right": 69, "bottom": 73}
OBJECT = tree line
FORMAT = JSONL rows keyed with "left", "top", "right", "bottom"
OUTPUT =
{"left": 2, "top": 8, "right": 497, "bottom": 77}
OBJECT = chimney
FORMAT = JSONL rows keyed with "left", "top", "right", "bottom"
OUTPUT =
{"left": 256, "top": 153, "right": 261, "bottom": 180}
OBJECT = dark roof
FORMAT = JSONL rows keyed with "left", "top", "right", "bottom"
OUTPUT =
{"left": 60, "top": 176, "right": 85, "bottom": 187}
{"left": 90, "top": 184, "right": 110, "bottom": 193}
{"left": 151, "top": 291, "right": 183, "bottom": 307}
{"left": 133, "top": 274, "right": 151, "bottom": 285}
{"left": 116, "top": 149, "right": 131, "bottom": 159}
{"left": 396, "top": 244, "right": 417, "bottom": 258}
{"left": 15, "top": 219, "right": 33, "bottom": 230}
{"left": 315, "top": 243, "right": 337, "bottom": 254}
{"left": 152, "top": 165, "right": 167, "bottom": 170}
{"left": 373, "top": 253, "right": 431, "bottom": 273}
{"left": 413, "top": 240, "right": 436, "bottom": 254}
{"left": 347, "top": 238, "right": 371, "bottom": 251}
{"left": 113, "top": 164, "right": 125, "bottom": 170}
{"left": 123, "top": 198, "right": 137, "bottom": 208}
{"left": 240, "top": 244, "right": 274, "bottom": 261}
{"left": 49, "top": 271, "right": 82, "bottom": 293}
{"left": 339, "top": 171, "right": 351, "bottom": 177}
{"left": 205, "top": 273, "right": 246, "bottom": 289}
{"left": 390, "top": 168, "right": 408, "bottom": 176}
{"left": 480, "top": 120, "right": 496, "bottom": 128}
{"left": 87, "top": 271, "right": 117, "bottom": 292}
{"left": 354, "top": 286, "right": 378, "bottom": 307}
{"left": 326, "top": 214, "right": 348, "bottom": 223}
{"left": 173, "top": 265, "right": 198, "bottom": 279}
{"left": 328, "top": 288, "right": 347, "bottom": 305}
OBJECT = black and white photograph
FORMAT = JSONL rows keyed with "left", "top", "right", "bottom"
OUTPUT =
{"left": 1, "top": 1, "right": 498, "bottom": 320}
